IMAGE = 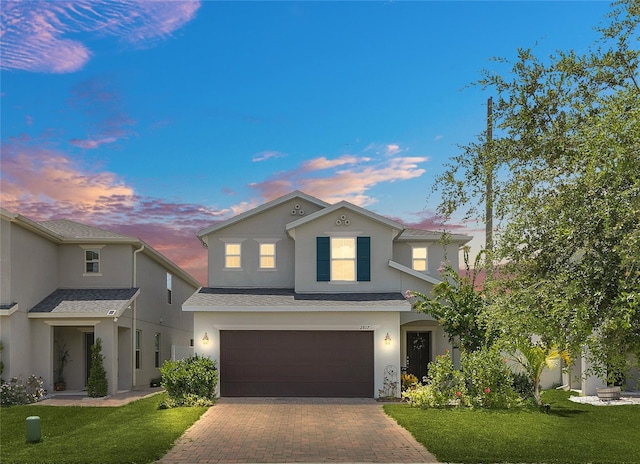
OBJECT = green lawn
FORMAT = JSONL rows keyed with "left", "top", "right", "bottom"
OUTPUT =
{"left": 384, "top": 390, "right": 640, "bottom": 464}
{"left": 0, "top": 393, "right": 208, "bottom": 464}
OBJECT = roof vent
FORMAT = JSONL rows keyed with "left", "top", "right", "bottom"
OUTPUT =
{"left": 107, "top": 309, "right": 117, "bottom": 316}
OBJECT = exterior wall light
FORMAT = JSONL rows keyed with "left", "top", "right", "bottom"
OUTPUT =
{"left": 202, "top": 332, "right": 209, "bottom": 344}
{"left": 384, "top": 332, "right": 391, "bottom": 345}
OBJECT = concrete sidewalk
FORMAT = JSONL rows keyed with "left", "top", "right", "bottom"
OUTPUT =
{"left": 36, "top": 386, "right": 163, "bottom": 407}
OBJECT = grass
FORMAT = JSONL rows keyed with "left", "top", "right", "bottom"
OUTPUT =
{"left": 384, "top": 390, "right": 640, "bottom": 464}
{"left": 0, "top": 393, "right": 208, "bottom": 464}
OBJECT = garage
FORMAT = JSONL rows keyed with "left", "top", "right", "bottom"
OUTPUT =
{"left": 220, "top": 330, "right": 374, "bottom": 397}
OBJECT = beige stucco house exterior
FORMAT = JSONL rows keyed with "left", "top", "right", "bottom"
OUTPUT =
{"left": 0, "top": 209, "right": 200, "bottom": 395}
{"left": 184, "top": 191, "right": 472, "bottom": 398}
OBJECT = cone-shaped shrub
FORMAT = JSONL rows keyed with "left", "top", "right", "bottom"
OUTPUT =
{"left": 87, "top": 337, "right": 108, "bottom": 397}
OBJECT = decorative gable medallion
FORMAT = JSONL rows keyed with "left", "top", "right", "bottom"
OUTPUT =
{"left": 335, "top": 214, "right": 351, "bottom": 226}
{"left": 290, "top": 203, "right": 305, "bottom": 216}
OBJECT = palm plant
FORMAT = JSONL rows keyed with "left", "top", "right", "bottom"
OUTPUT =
{"left": 511, "top": 340, "right": 570, "bottom": 407}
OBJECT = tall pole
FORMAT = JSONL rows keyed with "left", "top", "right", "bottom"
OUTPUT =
{"left": 486, "top": 97, "right": 493, "bottom": 253}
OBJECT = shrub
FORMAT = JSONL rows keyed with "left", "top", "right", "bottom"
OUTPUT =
{"left": 403, "top": 352, "right": 466, "bottom": 408}
{"left": 87, "top": 338, "right": 108, "bottom": 397}
{"left": 0, "top": 375, "right": 45, "bottom": 406}
{"left": 461, "top": 347, "right": 520, "bottom": 409}
{"left": 403, "top": 350, "right": 523, "bottom": 409}
{"left": 159, "top": 355, "right": 218, "bottom": 407}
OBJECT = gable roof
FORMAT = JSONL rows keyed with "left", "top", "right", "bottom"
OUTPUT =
{"left": 39, "top": 219, "right": 135, "bottom": 241}
{"left": 286, "top": 200, "right": 406, "bottom": 237}
{"left": 196, "top": 190, "right": 330, "bottom": 241}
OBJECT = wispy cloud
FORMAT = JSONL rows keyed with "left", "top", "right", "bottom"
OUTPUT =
{"left": 0, "top": 1, "right": 201, "bottom": 73}
{"left": 249, "top": 151, "right": 428, "bottom": 206}
{"left": 67, "top": 76, "right": 136, "bottom": 147}
{"left": 69, "top": 136, "right": 117, "bottom": 149}
{"left": 252, "top": 150, "right": 287, "bottom": 162}
{"left": 385, "top": 144, "right": 401, "bottom": 155}
{"left": 0, "top": 136, "right": 225, "bottom": 284}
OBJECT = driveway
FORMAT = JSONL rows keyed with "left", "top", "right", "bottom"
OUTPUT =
{"left": 157, "top": 397, "right": 439, "bottom": 463}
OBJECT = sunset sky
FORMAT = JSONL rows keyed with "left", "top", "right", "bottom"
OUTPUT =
{"left": 1, "top": 1, "right": 611, "bottom": 284}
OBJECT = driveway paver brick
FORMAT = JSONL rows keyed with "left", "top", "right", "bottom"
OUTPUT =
{"left": 157, "top": 398, "right": 438, "bottom": 463}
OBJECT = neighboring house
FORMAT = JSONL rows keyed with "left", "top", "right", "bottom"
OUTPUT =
{"left": 183, "top": 191, "right": 472, "bottom": 398}
{"left": 0, "top": 209, "right": 200, "bottom": 395}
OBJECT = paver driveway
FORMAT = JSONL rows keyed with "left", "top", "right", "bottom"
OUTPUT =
{"left": 157, "top": 397, "right": 438, "bottom": 463}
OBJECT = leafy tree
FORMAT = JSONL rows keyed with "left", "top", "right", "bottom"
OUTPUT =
{"left": 408, "top": 247, "right": 492, "bottom": 352}
{"left": 87, "top": 337, "right": 108, "bottom": 397}
{"left": 434, "top": 1, "right": 640, "bottom": 382}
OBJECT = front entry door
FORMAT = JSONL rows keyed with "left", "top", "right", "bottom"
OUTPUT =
{"left": 85, "top": 332, "right": 94, "bottom": 386}
{"left": 406, "top": 331, "right": 432, "bottom": 382}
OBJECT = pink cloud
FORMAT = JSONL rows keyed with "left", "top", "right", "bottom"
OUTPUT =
{"left": 0, "top": 1, "right": 201, "bottom": 73}
{"left": 385, "top": 144, "right": 401, "bottom": 155}
{"left": 25, "top": 115, "right": 33, "bottom": 125}
{"left": 250, "top": 154, "right": 428, "bottom": 206}
{"left": 300, "top": 155, "right": 364, "bottom": 171}
{"left": 0, "top": 137, "right": 228, "bottom": 284}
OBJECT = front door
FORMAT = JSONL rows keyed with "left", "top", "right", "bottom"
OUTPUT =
{"left": 406, "top": 331, "right": 432, "bottom": 382}
{"left": 85, "top": 332, "right": 94, "bottom": 386}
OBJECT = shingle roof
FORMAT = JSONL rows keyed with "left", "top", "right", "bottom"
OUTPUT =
{"left": 39, "top": 219, "right": 134, "bottom": 240}
{"left": 29, "top": 288, "right": 139, "bottom": 316}
{"left": 184, "top": 287, "right": 410, "bottom": 310}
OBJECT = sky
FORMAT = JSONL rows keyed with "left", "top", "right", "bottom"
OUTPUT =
{"left": 1, "top": 1, "right": 613, "bottom": 284}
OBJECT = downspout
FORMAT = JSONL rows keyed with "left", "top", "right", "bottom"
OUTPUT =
{"left": 132, "top": 244, "right": 145, "bottom": 388}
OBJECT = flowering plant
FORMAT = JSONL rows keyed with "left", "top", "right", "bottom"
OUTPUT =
{"left": 0, "top": 375, "right": 45, "bottom": 405}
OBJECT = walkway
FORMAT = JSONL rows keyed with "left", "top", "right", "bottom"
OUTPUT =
{"left": 36, "top": 387, "right": 163, "bottom": 407}
{"left": 157, "top": 397, "right": 438, "bottom": 463}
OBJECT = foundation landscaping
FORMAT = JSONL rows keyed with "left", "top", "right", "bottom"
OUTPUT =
{"left": 385, "top": 389, "right": 640, "bottom": 464}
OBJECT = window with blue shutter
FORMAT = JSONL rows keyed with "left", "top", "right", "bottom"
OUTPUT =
{"left": 316, "top": 236, "right": 330, "bottom": 281}
{"left": 357, "top": 236, "right": 371, "bottom": 281}
{"left": 317, "top": 236, "right": 371, "bottom": 282}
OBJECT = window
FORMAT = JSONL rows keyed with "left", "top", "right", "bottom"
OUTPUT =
{"left": 412, "top": 247, "right": 428, "bottom": 271}
{"left": 81, "top": 245, "right": 104, "bottom": 275}
{"left": 166, "top": 273, "right": 172, "bottom": 304}
{"left": 135, "top": 330, "right": 141, "bottom": 369}
{"left": 331, "top": 237, "right": 356, "bottom": 281}
{"left": 225, "top": 243, "right": 242, "bottom": 268}
{"left": 317, "top": 236, "right": 370, "bottom": 282}
{"left": 259, "top": 243, "right": 276, "bottom": 269}
{"left": 154, "top": 333, "right": 161, "bottom": 368}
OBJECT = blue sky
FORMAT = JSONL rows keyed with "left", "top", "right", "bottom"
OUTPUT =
{"left": 1, "top": 1, "right": 612, "bottom": 283}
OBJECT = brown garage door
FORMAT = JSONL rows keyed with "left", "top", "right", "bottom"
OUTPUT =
{"left": 220, "top": 330, "right": 374, "bottom": 397}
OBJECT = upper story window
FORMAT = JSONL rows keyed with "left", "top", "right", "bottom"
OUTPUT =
{"left": 81, "top": 245, "right": 104, "bottom": 276}
{"left": 331, "top": 237, "right": 356, "bottom": 281}
{"left": 166, "top": 273, "right": 172, "bottom": 304}
{"left": 259, "top": 243, "right": 276, "bottom": 269}
{"left": 412, "top": 246, "right": 428, "bottom": 272}
{"left": 317, "top": 236, "right": 370, "bottom": 282}
{"left": 225, "top": 243, "right": 242, "bottom": 269}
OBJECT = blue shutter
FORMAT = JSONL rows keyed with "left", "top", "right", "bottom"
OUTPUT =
{"left": 317, "top": 236, "right": 330, "bottom": 281}
{"left": 357, "top": 236, "right": 371, "bottom": 281}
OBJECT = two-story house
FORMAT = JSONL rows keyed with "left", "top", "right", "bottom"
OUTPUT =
{"left": 0, "top": 209, "right": 200, "bottom": 395}
{"left": 183, "top": 191, "right": 471, "bottom": 398}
